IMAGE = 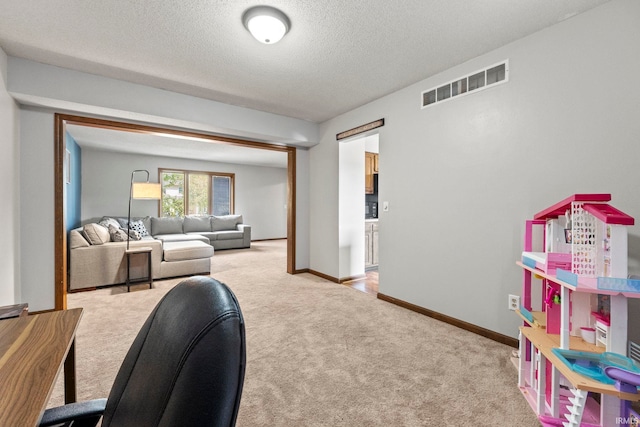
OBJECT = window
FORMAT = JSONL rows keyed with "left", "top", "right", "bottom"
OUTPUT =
{"left": 161, "top": 171, "right": 185, "bottom": 217}
{"left": 212, "top": 176, "right": 231, "bottom": 215}
{"left": 160, "top": 169, "right": 234, "bottom": 217}
{"left": 188, "top": 174, "right": 209, "bottom": 215}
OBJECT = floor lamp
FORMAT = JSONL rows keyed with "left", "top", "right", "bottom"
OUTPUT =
{"left": 127, "top": 170, "right": 161, "bottom": 250}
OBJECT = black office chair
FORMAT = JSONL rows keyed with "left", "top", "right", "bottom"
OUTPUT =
{"left": 41, "top": 276, "right": 246, "bottom": 427}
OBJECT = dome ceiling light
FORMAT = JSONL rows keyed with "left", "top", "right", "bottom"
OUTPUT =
{"left": 242, "top": 6, "right": 290, "bottom": 44}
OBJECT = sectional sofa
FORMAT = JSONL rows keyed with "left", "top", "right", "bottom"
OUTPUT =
{"left": 69, "top": 214, "right": 251, "bottom": 291}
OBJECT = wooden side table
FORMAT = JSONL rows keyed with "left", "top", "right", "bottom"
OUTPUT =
{"left": 125, "top": 247, "right": 153, "bottom": 292}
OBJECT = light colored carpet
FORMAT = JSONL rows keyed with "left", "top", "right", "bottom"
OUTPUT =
{"left": 50, "top": 240, "right": 540, "bottom": 426}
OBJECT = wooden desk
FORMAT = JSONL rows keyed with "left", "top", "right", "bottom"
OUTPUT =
{"left": 0, "top": 308, "right": 83, "bottom": 426}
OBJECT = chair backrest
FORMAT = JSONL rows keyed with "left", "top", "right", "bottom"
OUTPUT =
{"left": 102, "top": 276, "right": 246, "bottom": 427}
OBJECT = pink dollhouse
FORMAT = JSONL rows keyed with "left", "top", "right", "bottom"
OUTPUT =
{"left": 516, "top": 194, "right": 640, "bottom": 427}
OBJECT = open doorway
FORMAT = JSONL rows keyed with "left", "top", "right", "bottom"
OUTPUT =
{"left": 363, "top": 134, "right": 379, "bottom": 295}
{"left": 340, "top": 133, "right": 379, "bottom": 296}
{"left": 53, "top": 113, "right": 297, "bottom": 310}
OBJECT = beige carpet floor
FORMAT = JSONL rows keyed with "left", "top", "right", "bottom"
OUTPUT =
{"left": 49, "top": 240, "right": 540, "bottom": 426}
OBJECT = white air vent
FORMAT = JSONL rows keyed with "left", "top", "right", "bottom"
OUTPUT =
{"left": 421, "top": 60, "right": 509, "bottom": 108}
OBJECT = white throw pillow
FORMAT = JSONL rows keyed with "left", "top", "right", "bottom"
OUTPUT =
{"left": 108, "top": 225, "right": 129, "bottom": 242}
{"left": 98, "top": 216, "right": 121, "bottom": 230}
{"left": 82, "top": 223, "right": 110, "bottom": 245}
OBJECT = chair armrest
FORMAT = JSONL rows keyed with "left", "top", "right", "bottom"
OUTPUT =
{"left": 40, "top": 398, "right": 107, "bottom": 427}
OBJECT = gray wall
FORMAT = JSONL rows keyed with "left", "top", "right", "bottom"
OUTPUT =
{"left": 0, "top": 47, "right": 20, "bottom": 306}
{"left": 313, "top": 0, "right": 640, "bottom": 339}
{"left": 81, "top": 148, "right": 288, "bottom": 240}
{"left": 19, "top": 108, "right": 55, "bottom": 309}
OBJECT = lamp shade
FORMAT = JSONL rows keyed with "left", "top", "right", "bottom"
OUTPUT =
{"left": 243, "top": 6, "right": 290, "bottom": 44}
{"left": 132, "top": 182, "right": 161, "bottom": 200}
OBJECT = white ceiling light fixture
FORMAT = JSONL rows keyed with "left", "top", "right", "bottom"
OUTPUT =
{"left": 242, "top": 6, "right": 290, "bottom": 44}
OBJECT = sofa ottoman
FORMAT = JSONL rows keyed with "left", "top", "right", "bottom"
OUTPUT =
{"left": 159, "top": 241, "right": 214, "bottom": 279}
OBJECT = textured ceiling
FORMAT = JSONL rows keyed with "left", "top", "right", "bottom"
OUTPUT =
{"left": 0, "top": 0, "right": 611, "bottom": 123}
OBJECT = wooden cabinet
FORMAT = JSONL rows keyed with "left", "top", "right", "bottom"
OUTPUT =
{"left": 365, "top": 152, "right": 378, "bottom": 194}
{"left": 365, "top": 220, "right": 379, "bottom": 269}
{"left": 372, "top": 223, "right": 379, "bottom": 265}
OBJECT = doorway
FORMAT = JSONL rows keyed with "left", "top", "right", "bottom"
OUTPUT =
{"left": 363, "top": 134, "right": 379, "bottom": 295}
{"left": 339, "top": 132, "right": 380, "bottom": 296}
{"left": 53, "top": 114, "right": 297, "bottom": 310}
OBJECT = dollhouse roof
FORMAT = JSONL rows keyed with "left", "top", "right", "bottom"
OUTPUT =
{"left": 533, "top": 194, "right": 611, "bottom": 220}
{"left": 583, "top": 203, "right": 635, "bottom": 225}
{"left": 533, "top": 193, "right": 634, "bottom": 226}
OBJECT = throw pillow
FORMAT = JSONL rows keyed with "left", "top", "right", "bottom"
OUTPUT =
{"left": 69, "top": 229, "right": 90, "bottom": 249}
{"left": 116, "top": 216, "right": 151, "bottom": 233}
{"left": 108, "top": 225, "right": 129, "bottom": 242}
{"left": 129, "top": 220, "right": 149, "bottom": 237}
{"left": 82, "top": 223, "right": 110, "bottom": 245}
{"left": 183, "top": 216, "right": 212, "bottom": 233}
{"left": 127, "top": 229, "right": 142, "bottom": 241}
{"left": 151, "top": 217, "right": 183, "bottom": 235}
{"left": 98, "top": 216, "right": 121, "bottom": 230}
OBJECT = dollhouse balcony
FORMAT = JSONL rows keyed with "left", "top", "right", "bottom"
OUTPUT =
{"left": 522, "top": 251, "right": 571, "bottom": 275}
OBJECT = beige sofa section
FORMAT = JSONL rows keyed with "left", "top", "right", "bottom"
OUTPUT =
{"left": 70, "top": 236, "right": 162, "bottom": 290}
{"left": 68, "top": 214, "right": 250, "bottom": 291}
{"left": 69, "top": 230, "right": 213, "bottom": 291}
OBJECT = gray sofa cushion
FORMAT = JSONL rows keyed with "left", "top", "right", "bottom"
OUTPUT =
{"left": 163, "top": 241, "right": 214, "bottom": 262}
{"left": 215, "top": 230, "right": 244, "bottom": 240}
{"left": 82, "top": 223, "right": 110, "bottom": 245}
{"left": 211, "top": 214, "right": 243, "bottom": 231}
{"left": 154, "top": 234, "right": 210, "bottom": 244}
{"left": 193, "top": 232, "right": 218, "bottom": 242}
{"left": 183, "top": 216, "right": 212, "bottom": 233}
{"left": 151, "top": 217, "right": 184, "bottom": 235}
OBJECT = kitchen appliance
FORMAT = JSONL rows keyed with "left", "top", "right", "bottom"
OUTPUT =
{"left": 365, "top": 202, "right": 378, "bottom": 219}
